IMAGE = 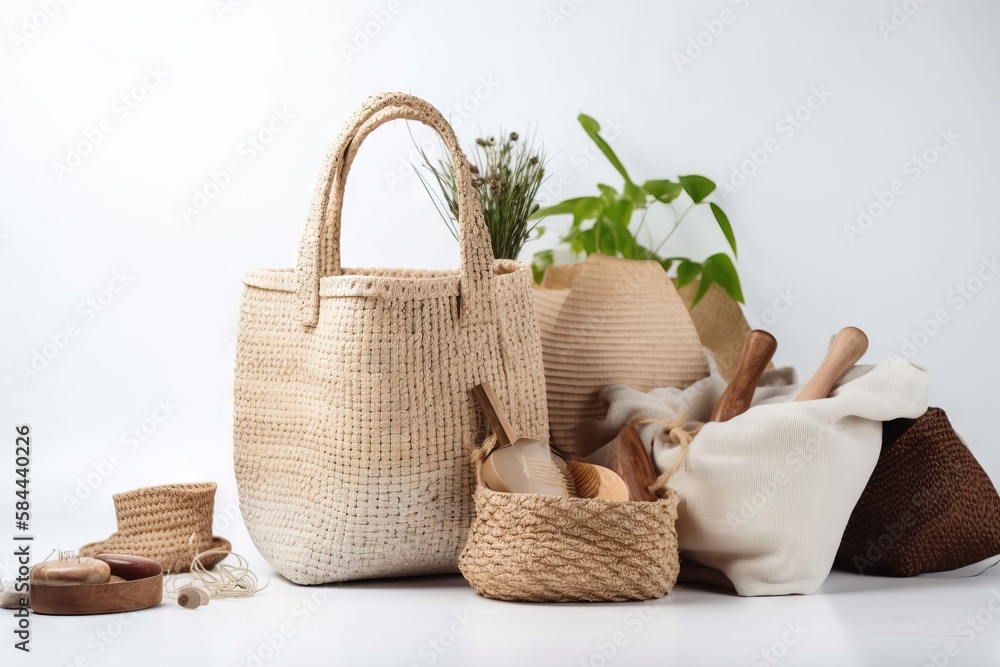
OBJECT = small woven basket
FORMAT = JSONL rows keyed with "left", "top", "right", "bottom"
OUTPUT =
{"left": 458, "top": 437, "right": 680, "bottom": 602}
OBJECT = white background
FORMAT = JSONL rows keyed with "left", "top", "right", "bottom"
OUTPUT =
{"left": 2, "top": 0, "right": 999, "bottom": 665}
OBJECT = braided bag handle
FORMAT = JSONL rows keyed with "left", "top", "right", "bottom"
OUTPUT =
{"left": 297, "top": 92, "right": 492, "bottom": 327}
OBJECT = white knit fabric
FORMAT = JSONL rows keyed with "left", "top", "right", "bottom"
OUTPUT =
{"left": 585, "top": 360, "right": 929, "bottom": 596}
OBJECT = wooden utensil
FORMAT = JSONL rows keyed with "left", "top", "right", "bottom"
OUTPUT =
{"left": 795, "top": 326, "right": 869, "bottom": 402}
{"left": 472, "top": 382, "right": 569, "bottom": 497}
{"left": 566, "top": 462, "right": 630, "bottom": 501}
{"left": 710, "top": 330, "right": 778, "bottom": 422}
{"left": 612, "top": 425, "right": 660, "bottom": 501}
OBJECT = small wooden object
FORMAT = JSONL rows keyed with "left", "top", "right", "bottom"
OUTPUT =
{"left": 566, "top": 462, "right": 630, "bottom": 501}
{"left": 30, "top": 554, "right": 163, "bottom": 615}
{"left": 177, "top": 586, "right": 208, "bottom": 609}
{"left": 29, "top": 557, "right": 111, "bottom": 586}
{"left": 612, "top": 425, "right": 659, "bottom": 502}
{"left": 795, "top": 326, "right": 869, "bottom": 402}
{"left": 710, "top": 330, "right": 778, "bottom": 422}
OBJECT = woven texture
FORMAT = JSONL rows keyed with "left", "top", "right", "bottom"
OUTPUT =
{"left": 837, "top": 407, "right": 1000, "bottom": 576}
{"left": 233, "top": 93, "right": 549, "bottom": 584}
{"left": 459, "top": 437, "right": 680, "bottom": 602}
{"left": 79, "top": 482, "right": 230, "bottom": 573}
{"left": 534, "top": 254, "right": 708, "bottom": 458}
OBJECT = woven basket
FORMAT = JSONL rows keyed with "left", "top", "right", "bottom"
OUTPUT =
{"left": 233, "top": 93, "right": 549, "bottom": 584}
{"left": 79, "top": 482, "right": 230, "bottom": 573}
{"left": 533, "top": 254, "right": 708, "bottom": 459}
{"left": 837, "top": 407, "right": 1000, "bottom": 576}
{"left": 459, "top": 437, "right": 680, "bottom": 602}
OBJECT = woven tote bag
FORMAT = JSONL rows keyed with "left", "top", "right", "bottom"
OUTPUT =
{"left": 533, "top": 254, "right": 709, "bottom": 459}
{"left": 233, "top": 93, "right": 549, "bottom": 584}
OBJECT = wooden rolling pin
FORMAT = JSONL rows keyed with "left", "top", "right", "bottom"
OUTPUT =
{"left": 710, "top": 330, "right": 778, "bottom": 422}
{"left": 795, "top": 326, "right": 869, "bottom": 401}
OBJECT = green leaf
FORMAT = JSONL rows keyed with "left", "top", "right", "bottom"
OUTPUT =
{"left": 568, "top": 227, "right": 596, "bottom": 255}
{"left": 692, "top": 253, "right": 744, "bottom": 307}
{"left": 642, "top": 179, "right": 683, "bottom": 203}
{"left": 710, "top": 203, "right": 737, "bottom": 257}
{"left": 594, "top": 217, "right": 618, "bottom": 255}
{"left": 572, "top": 197, "right": 603, "bottom": 231}
{"left": 579, "top": 114, "right": 631, "bottom": 184}
{"left": 633, "top": 244, "right": 660, "bottom": 261}
{"left": 623, "top": 181, "right": 647, "bottom": 207}
{"left": 676, "top": 259, "right": 702, "bottom": 288}
{"left": 606, "top": 198, "right": 634, "bottom": 227}
{"left": 659, "top": 258, "right": 675, "bottom": 273}
{"left": 530, "top": 197, "right": 594, "bottom": 220}
{"left": 678, "top": 175, "right": 716, "bottom": 204}
{"left": 531, "top": 250, "right": 555, "bottom": 284}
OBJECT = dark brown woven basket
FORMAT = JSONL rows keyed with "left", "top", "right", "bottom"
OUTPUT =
{"left": 837, "top": 408, "right": 1000, "bottom": 576}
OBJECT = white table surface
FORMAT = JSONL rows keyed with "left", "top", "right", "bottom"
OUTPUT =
{"left": 14, "top": 542, "right": 1000, "bottom": 667}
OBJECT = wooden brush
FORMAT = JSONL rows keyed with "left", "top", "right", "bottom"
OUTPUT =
{"left": 472, "top": 382, "right": 569, "bottom": 497}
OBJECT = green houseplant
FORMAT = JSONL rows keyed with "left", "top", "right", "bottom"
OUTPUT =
{"left": 530, "top": 114, "right": 742, "bottom": 307}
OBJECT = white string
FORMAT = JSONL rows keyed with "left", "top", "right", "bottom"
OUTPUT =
{"left": 164, "top": 549, "right": 266, "bottom": 600}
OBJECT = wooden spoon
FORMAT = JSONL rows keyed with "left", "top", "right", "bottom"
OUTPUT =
{"left": 710, "top": 330, "right": 778, "bottom": 422}
{"left": 795, "top": 326, "right": 869, "bottom": 401}
{"left": 612, "top": 425, "right": 660, "bottom": 501}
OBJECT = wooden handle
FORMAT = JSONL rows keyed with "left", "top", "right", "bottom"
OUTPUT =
{"left": 471, "top": 382, "right": 518, "bottom": 447}
{"left": 795, "top": 326, "right": 869, "bottom": 401}
{"left": 710, "top": 330, "right": 778, "bottom": 422}
{"left": 613, "top": 425, "right": 659, "bottom": 502}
